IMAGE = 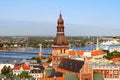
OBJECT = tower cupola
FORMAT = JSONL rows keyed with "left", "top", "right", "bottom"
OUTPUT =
{"left": 54, "top": 13, "right": 68, "bottom": 45}
{"left": 57, "top": 13, "right": 64, "bottom": 25}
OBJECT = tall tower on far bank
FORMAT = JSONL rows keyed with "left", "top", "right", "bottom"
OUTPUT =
{"left": 52, "top": 13, "right": 69, "bottom": 68}
{"left": 39, "top": 44, "right": 42, "bottom": 59}
{"left": 96, "top": 37, "right": 99, "bottom": 50}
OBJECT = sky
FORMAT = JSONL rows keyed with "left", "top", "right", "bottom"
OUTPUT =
{"left": 0, "top": 0, "right": 120, "bottom": 36}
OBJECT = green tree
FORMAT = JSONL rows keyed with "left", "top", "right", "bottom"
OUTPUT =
{"left": 1, "top": 65, "right": 7, "bottom": 74}
{"left": 31, "top": 57, "right": 41, "bottom": 63}
{"left": 47, "top": 57, "right": 52, "bottom": 63}
{"left": 1, "top": 65, "right": 12, "bottom": 77}
{"left": 19, "top": 71, "right": 32, "bottom": 78}
{"left": 104, "top": 51, "right": 120, "bottom": 60}
{"left": 36, "top": 57, "right": 41, "bottom": 63}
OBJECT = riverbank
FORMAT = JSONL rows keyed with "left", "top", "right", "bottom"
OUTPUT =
{"left": 0, "top": 56, "right": 24, "bottom": 64}
{"left": 0, "top": 51, "right": 38, "bottom": 54}
{"left": 0, "top": 51, "right": 50, "bottom": 63}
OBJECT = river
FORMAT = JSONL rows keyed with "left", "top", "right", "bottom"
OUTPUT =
{"left": 0, "top": 46, "right": 95, "bottom": 63}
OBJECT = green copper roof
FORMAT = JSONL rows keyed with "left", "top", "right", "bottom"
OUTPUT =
{"left": 93, "top": 72, "right": 104, "bottom": 80}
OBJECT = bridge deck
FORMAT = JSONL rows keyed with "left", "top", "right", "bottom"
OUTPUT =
{"left": 0, "top": 51, "right": 52, "bottom": 55}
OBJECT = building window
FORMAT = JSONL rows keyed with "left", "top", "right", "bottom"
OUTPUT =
{"left": 114, "top": 75, "right": 118, "bottom": 78}
{"left": 106, "top": 75, "right": 109, "bottom": 78}
{"left": 64, "top": 49, "right": 65, "bottom": 53}
{"left": 61, "top": 49, "right": 62, "bottom": 53}
{"left": 114, "top": 71, "right": 118, "bottom": 74}
{"left": 61, "top": 28, "right": 62, "bottom": 32}
{"left": 106, "top": 71, "right": 109, "bottom": 73}
{"left": 110, "top": 70, "right": 113, "bottom": 74}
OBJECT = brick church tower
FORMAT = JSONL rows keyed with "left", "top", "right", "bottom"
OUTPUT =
{"left": 52, "top": 13, "right": 69, "bottom": 68}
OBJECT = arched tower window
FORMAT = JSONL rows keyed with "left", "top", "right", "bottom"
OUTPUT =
{"left": 64, "top": 49, "right": 65, "bottom": 53}
{"left": 61, "top": 49, "right": 62, "bottom": 53}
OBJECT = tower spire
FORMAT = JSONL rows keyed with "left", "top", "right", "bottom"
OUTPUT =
{"left": 60, "top": 10, "right": 62, "bottom": 18}
{"left": 52, "top": 12, "right": 69, "bottom": 69}
{"left": 60, "top": 10, "right": 61, "bottom": 15}
{"left": 59, "top": 10, "right": 62, "bottom": 20}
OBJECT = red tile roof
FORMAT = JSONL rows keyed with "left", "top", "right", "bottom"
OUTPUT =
{"left": 69, "top": 51, "right": 76, "bottom": 55}
{"left": 91, "top": 50, "right": 106, "bottom": 56}
{"left": 77, "top": 50, "right": 84, "bottom": 55}
{"left": 57, "top": 68, "right": 79, "bottom": 74}
{"left": 56, "top": 77, "right": 64, "bottom": 80}
{"left": 87, "top": 57, "right": 92, "bottom": 60}
{"left": 69, "top": 50, "right": 106, "bottom": 58}
{"left": 40, "top": 78, "right": 53, "bottom": 80}
{"left": 112, "top": 58, "right": 120, "bottom": 62}
{"left": 69, "top": 50, "right": 84, "bottom": 56}
{"left": 22, "top": 64, "right": 30, "bottom": 70}
{"left": 13, "top": 64, "right": 30, "bottom": 70}
{"left": 13, "top": 66, "right": 21, "bottom": 70}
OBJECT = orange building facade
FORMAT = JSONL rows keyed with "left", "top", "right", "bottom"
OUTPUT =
{"left": 93, "top": 66, "right": 120, "bottom": 79}
{"left": 80, "top": 58, "right": 93, "bottom": 80}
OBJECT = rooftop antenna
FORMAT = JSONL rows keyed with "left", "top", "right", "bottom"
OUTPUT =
{"left": 59, "top": 6, "right": 62, "bottom": 15}
{"left": 59, "top": 9, "right": 62, "bottom": 18}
